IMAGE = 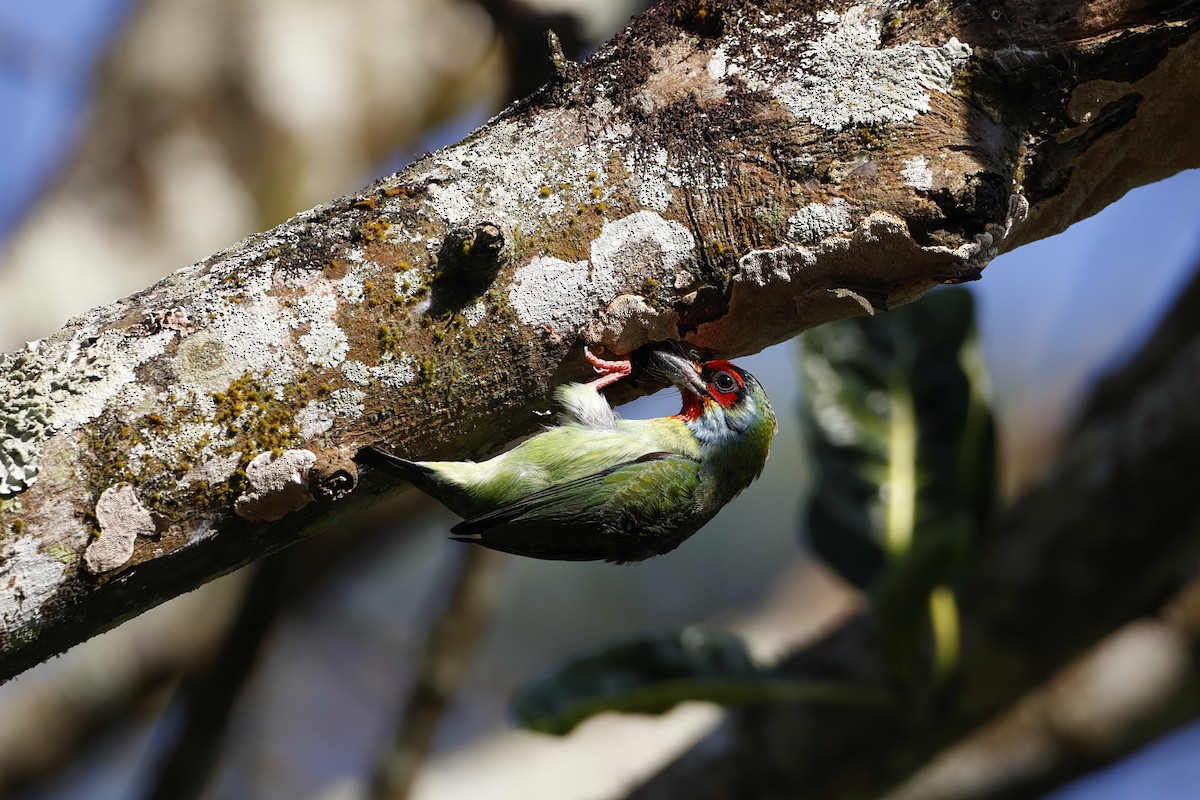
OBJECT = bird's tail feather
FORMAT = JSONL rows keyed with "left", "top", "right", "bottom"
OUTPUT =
{"left": 355, "top": 446, "right": 437, "bottom": 491}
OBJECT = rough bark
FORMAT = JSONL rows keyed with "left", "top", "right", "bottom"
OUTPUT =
{"left": 2, "top": 0, "right": 1198, "bottom": 680}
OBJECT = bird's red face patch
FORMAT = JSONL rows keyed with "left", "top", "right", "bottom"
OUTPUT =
{"left": 703, "top": 361, "right": 744, "bottom": 408}
{"left": 672, "top": 357, "right": 746, "bottom": 419}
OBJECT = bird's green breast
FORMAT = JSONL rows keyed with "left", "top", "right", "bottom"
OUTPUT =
{"left": 703, "top": 397, "right": 776, "bottom": 500}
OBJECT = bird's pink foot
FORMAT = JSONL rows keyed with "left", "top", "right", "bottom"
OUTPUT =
{"left": 583, "top": 347, "right": 633, "bottom": 390}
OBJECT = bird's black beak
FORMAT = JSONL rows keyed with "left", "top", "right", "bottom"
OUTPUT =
{"left": 647, "top": 348, "right": 707, "bottom": 397}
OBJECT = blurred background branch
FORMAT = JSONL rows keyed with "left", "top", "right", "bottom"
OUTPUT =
{"left": 369, "top": 547, "right": 507, "bottom": 800}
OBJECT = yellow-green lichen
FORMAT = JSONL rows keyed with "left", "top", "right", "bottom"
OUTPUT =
{"left": 379, "top": 323, "right": 405, "bottom": 356}
{"left": 81, "top": 508, "right": 100, "bottom": 538}
{"left": 640, "top": 276, "right": 662, "bottom": 299}
{"left": 46, "top": 543, "right": 75, "bottom": 565}
{"left": 7, "top": 626, "right": 38, "bottom": 649}
{"left": 711, "top": 240, "right": 736, "bottom": 258}
{"left": 82, "top": 422, "right": 139, "bottom": 490}
{"left": 1, "top": 517, "right": 24, "bottom": 541}
{"left": 211, "top": 373, "right": 300, "bottom": 461}
{"left": 417, "top": 359, "right": 436, "bottom": 385}
{"left": 754, "top": 201, "right": 790, "bottom": 235}
{"left": 358, "top": 216, "right": 391, "bottom": 243}
{"left": 854, "top": 125, "right": 889, "bottom": 149}
{"left": 403, "top": 268, "right": 432, "bottom": 300}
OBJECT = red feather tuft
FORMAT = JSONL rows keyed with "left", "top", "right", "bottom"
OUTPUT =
{"left": 677, "top": 391, "right": 705, "bottom": 421}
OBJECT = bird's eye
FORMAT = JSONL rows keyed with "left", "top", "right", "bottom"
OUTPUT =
{"left": 712, "top": 371, "right": 737, "bottom": 393}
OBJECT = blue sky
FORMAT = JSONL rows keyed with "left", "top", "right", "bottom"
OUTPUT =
{"left": 0, "top": 0, "right": 133, "bottom": 238}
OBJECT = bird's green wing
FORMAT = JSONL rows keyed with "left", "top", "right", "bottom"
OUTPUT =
{"left": 450, "top": 452, "right": 703, "bottom": 562}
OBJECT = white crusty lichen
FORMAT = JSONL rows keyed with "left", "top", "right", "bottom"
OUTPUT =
{"left": 508, "top": 256, "right": 596, "bottom": 334}
{"left": 508, "top": 211, "right": 695, "bottom": 334}
{"left": 707, "top": 42, "right": 737, "bottom": 81}
{"left": 204, "top": 295, "right": 299, "bottom": 387}
{"left": 0, "top": 352, "right": 54, "bottom": 495}
{"left": 425, "top": 182, "right": 476, "bottom": 225}
{"left": 233, "top": 449, "right": 318, "bottom": 522}
{"left": 592, "top": 211, "right": 694, "bottom": 277}
{"left": 342, "top": 354, "right": 415, "bottom": 388}
{"left": 204, "top": 272, "right": 359, "bottom": 386}
{"left": 337, "top": 272, "right": 364, "bottom": 303}
{"left": 327, "top": 388, "right": 366, "bottom": 418}
{"left": 295, "top": 290, "right": 349, "bottom": 369}
{"left": 2, "top": 218, "right": 379, "bottom": 507}
{"left": 0, "top": 341, "right": 114, "bottom": 496}
{"left": 463, "top": 300, "right": 488, "bottom": 327}
{"left": 295, "top": 399, "right": 335, "bottom": 439}
{"left": 787, "top": 199, "right": 853, "bottom": 243}
{"left": 408, "top": 99, "right": 656, "bottom": 248}
{"left": 744, "top": 5, "right": 971, "bottom": 131}
{"left": 0, "top": 536, "right": 67, "bottom": 632}
{"left": 901, "top": 155, "right": 935, "bottom": 190}
{"left": 626, "top": 148, "right": 674, "bottom": 212}
{"left": 84, "top": 484, "right": 159, "bottom": 574}
{"left": 394, "top": 267, "right": 425, "bottom": 298}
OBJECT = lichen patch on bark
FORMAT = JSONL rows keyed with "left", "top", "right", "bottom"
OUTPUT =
{"left": 233, "top": 449, "right": 318, "bottom": 522}
{"left": 787, "top": 199, "right": 854, "bottom": 243}
{"left": 508, "top": 211, "right": 694, "bottom": 340}
{"left": 745, "top": 6, "right": 972, "bottom": 131}
{"left": 85, "top": 484, "right": 159, "bottom": 574}
{"left": 0, "top": 536, "right": 67, "bottom": 634}
{"left": 901, "top": 156, "right": 935, "bottom": 191}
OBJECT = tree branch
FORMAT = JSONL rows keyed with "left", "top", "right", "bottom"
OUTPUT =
{"left": 2, "top": 0, "right": 1198, "bottom": 680}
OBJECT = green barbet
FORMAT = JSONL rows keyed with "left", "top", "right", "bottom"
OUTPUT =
{"left": 356, "top": 347, "right": 776, "bottom": 563}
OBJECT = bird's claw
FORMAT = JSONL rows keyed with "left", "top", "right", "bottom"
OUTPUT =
{"left": 583, "top": 347, "right": 633, "bottom": 390}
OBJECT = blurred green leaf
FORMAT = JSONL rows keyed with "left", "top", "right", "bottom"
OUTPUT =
{"left": 799, "top": 288, "right": 996, "bottom": 686}
{"left": 512, "top": 627, "right": 890, "bottom": 735}
{"left": 799, "top": 288, "right": 995, "bottom": 588}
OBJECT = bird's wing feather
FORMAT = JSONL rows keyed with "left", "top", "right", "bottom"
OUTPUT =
{"left": 450, "top": 452, "right": 702, "bottom": 561}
